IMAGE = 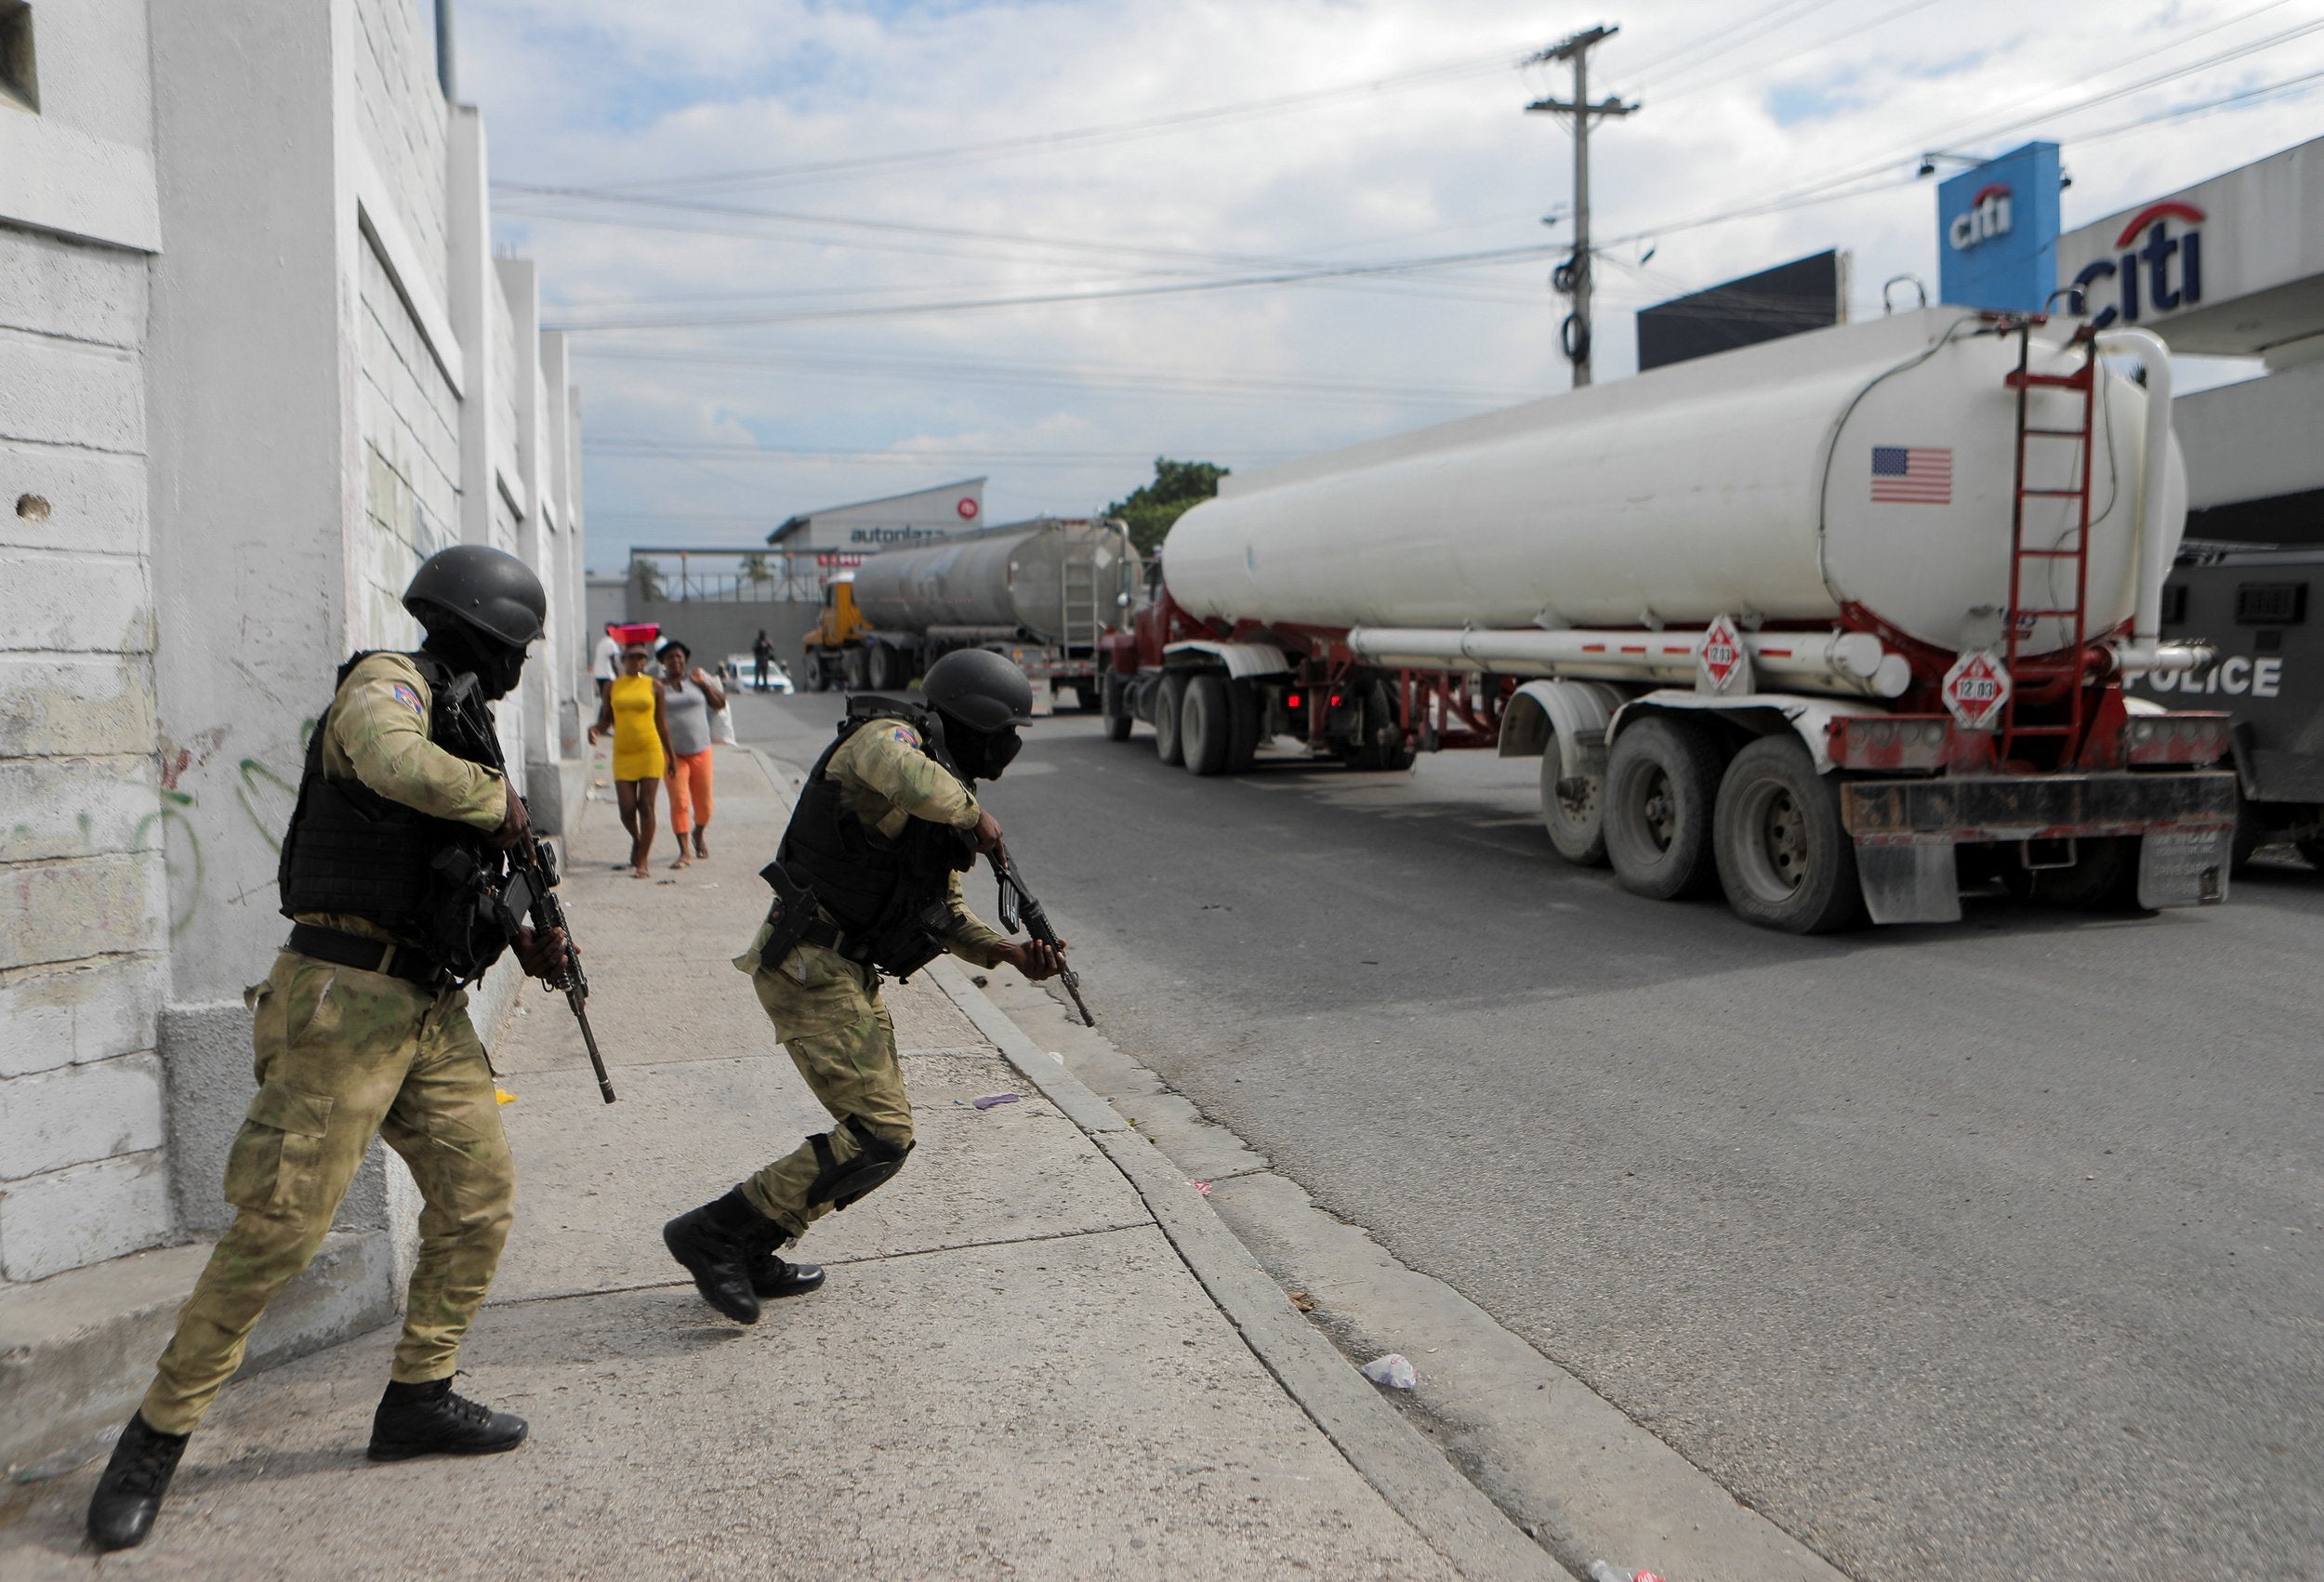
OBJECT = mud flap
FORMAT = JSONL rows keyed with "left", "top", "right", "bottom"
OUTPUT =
{"left": 2137, "top": 828, "right": 2232, "bottom": 909}
{"left": 1854, "top": 842, "right": 1961, "bottom": 925}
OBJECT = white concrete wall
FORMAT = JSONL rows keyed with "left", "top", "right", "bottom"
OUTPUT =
{"left": 0, "top": 5, "right": 175, "bottom": 1285}
{"left": 0, "top": 0, "right": 591, "bottom": 1299}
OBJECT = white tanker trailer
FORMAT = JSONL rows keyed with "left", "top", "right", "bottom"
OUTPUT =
{"left": 1097, "top": 308, "right": 2238, "bottom": 932}
{"left": 802, "top": 517, "right": 1138, "bottom": 701}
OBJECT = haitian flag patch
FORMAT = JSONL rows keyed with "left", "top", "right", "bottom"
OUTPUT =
{"left": 390, "top": 683, "right": 424, "bottom": 717}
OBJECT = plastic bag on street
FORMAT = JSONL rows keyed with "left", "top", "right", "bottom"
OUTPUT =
{"left": 1360, "top": 1353, "right": 1417, "bottom": 1390}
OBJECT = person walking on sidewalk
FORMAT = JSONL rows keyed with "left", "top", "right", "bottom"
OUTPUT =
{"left": 663, "top": 649, "right": 1066, "bottom": 1325}
{"left": 86, "top": 547, "right": 574, "bottom": 1553}
{"left": 656, "top": 637, "right": 726, "bottom": 867}
{"left": 588, "top": 639, "right": 674, "bottom": 878}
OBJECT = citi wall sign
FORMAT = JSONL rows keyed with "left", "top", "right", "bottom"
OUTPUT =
{"left": 2068, "top": 202, "right": 2204, "bottom": 329}
{"left": 1949, "top": 184, "right": 2011, "bottom": 251}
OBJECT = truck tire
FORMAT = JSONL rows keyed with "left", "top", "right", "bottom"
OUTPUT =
{"left": 1155, "top": 673, "right": 1187, "bottom": 767}
{"left": 1713, "top": 736, "right": 1864, "bottom": 933}
{"left": 1103, "top": 673, "right": 1134, "bottom": 742}
{"left": 842, "top": 647, "right": 867, "bottom": 692}
{"left": 1538, "top": 732, "right": 1607, "bottom": 867}
{"left": 1074, "top": 679, "right": 1101, "bottom": 713}
{"left": 1226, "top": 679, "right": 1261, "bottom": 773}
{"left": 1182, "top": 674, "right": 1232, "bottom": 776}
{"left": 1604, "top": 717, "right": 1723, "bottom": 901}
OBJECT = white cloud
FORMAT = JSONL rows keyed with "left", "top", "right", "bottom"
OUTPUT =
{"left": 455, "top": 0, "right": 2324, "bottom": 568}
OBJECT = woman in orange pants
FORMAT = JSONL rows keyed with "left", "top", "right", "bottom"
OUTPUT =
{"left": 656, "top": 639, "right": 727, "bottom": 867}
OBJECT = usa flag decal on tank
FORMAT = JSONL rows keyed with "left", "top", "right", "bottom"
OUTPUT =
{"left": 1870, "top": 445, "right": 1952, "bottom": 505}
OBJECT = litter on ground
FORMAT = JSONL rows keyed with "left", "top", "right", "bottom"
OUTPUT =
{"left": 1360, "top": 1354, "right": 1417, "bottom": 1390}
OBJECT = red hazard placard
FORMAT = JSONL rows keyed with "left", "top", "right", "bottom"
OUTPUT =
{"left": 1942, "top": 650, "right": 2012, "bottom": 731}
{"left": 957, "top": 497, "right": 980, "bottom": 520}
{"left": 1696, "top": 614, "right": 1750, "bottom": 693}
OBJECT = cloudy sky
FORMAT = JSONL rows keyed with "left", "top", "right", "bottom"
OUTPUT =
{"left": 455, "top": 0, "right": 2324, "bottom": 573}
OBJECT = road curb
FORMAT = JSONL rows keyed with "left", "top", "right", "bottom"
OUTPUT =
{"left": 925, "top": 956, "right": 1562, "bottom": 1582}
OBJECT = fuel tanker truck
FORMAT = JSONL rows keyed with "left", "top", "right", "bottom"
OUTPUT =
{"left": 1097, "top": 307, "right": 2238, "bottom": 932}
{"left": 802, "top": 517, "right": 1140, "bottom": 703}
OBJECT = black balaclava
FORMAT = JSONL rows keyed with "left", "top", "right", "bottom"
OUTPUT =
{"left": 940, "top": 715, "right": 1022, "bottom": 782}
{"left": 424, "top": 622, "right": 527, "bottom": 701}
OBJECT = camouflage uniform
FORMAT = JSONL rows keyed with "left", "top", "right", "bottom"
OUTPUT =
{"left": 731, "top": 718, "right": 1008, "bottom": 1236}
{"left": 140, "top": 653, "right": 516, "bottom": 1436}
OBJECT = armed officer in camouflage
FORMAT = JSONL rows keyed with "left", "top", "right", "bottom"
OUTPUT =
{"left": 86, "top": 547, "right": 573, "bottom": 1551}
{"left": 662, "top": 649, "right": 1065, "bottom": 1324}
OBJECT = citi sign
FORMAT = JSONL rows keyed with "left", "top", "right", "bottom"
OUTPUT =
{"left": 2070, "top": 202, "right": 2204, "bottom": 328}
{"left": 1949, "top": 184, "right": 2011, "bottom": 251}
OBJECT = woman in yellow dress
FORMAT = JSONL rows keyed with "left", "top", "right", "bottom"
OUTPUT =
{"left": 588, "top": 639, "right": 675, "bottom": 878}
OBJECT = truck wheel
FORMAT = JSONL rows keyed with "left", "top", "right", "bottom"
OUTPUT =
{"left": 1713, "top": 736, "right": 1864, "bottom": 933}
{"left": 1103, "top": 674, "right": 1134, "bottom": 742}
{"left": 1155, "top": 673, "right": 1187, "bottom": 766}
{"left": 1225, "top": 679, "right": 1261, "bottom": 773}
{"left": 1074, "top": 679, "right": 1101, "bottom": 713}
{"left": 1604, "top": 718, "right": 1723, "bottom": 900}
{"left": 1182, "top": 674, "right": 1232, "bottom": 776}
{"left": 1538, "top": 732, "right": 1607, "bottom": 867}
{"left": 842, "top": 648, "right": 866, "bottom": 692}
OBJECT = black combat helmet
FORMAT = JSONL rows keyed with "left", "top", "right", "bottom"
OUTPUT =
{"left": 921, "top": 649, "right": 1035, "bottom": 732}
{"left": 403, "top": 546, "right": 548, "bottom": 648}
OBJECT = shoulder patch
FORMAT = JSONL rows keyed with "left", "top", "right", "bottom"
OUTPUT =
{"left": 390, "top": 682, "right": 424, "bottom": 717}
{"left": 890, "top": 725, "right": 920, "bottom": 746}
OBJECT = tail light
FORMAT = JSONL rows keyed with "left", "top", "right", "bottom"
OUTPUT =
{"left": 2121, "top": 712, "right": 2230, "bottom": 766}
{"left": 1828, "top": 715, "right": 1949, "bottom": 771}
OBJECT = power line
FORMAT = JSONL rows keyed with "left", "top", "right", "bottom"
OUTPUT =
{"left": 541, "top": 239, "right": 1570, "bottom": 333}
{"left": 530, "top": 38, "right": 1542, "bottom": 198}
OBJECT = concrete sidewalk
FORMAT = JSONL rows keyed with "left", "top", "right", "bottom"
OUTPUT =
{"left": 3, "top": 744, "right": 1551, "bottom": 1579}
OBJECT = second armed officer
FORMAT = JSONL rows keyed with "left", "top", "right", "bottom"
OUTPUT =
{"left": 662, "top": 649, "right": 1063, "bottom": 1323}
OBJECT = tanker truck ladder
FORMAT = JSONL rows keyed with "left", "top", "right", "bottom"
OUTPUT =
{"left": 2000, "top": 327, "right": 2099, "bottom": 766}
{"left": 1061, "top": 554, "right": 1099, "bottom": 653}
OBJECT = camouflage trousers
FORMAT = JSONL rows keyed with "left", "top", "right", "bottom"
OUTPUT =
{"left": 734, "top": 940, "right": 914, "bottom": 1237}
{"left": 140, "top": 950, "right": 514, "bottom": 1436}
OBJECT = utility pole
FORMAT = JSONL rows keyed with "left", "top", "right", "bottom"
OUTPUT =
{"left": 1525, "top": 24, "right": 1635, "bottom": 388}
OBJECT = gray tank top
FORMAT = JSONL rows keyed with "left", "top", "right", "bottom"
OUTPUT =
{"left": 663, "top": 678, "right": 713, "bottom": 757}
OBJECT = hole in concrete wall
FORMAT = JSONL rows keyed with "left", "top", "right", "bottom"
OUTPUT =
{"left": 0, "top": 3, "right": 35, "bottom": 115}
{"left": 16, "top": 493, "right": 50, "bottom": 522}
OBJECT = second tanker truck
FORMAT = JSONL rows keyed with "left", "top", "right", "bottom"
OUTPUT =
{"left": 803, "top": 516, "right": 1140, "bottom": 704}
{"left": 1098, "top": 307, "right": 2238, "bottom": 933}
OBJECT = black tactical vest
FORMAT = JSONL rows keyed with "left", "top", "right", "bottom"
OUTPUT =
{"left": 773, "top": 697, "right": 978, "bottom": 976}
{"left": 276, "top": 652, "right": 501, "bottom": 950}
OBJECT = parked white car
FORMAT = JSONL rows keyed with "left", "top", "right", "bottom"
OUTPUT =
{"left": 721, "top": 652, "right": 795, "bottom": 695}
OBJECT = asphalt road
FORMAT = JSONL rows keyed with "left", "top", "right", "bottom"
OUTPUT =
{"left": 736, "top": 688, "right": 2324, "bottom": 1582}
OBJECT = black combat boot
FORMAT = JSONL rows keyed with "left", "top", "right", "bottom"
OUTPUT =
{"left": 365, "top": 1378, "right": 528, "bottom": 1461}
{"left": 746, "top": 1250, "right": 825, "bottom": 1300}
{"left": 663, "top": 1188, "right": 784, "bottom": 1324}
{"left": 86, "top": 1414, "right": 191, "bottom": 1551}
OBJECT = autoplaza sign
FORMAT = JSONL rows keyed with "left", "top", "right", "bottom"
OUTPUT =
{"left": 1936, "top": 143, "right": 2060, "bottom": 313}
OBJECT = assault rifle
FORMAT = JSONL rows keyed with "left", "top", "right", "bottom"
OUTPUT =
{"left": 987, "top": 847, "right": 1093, "bottom": 1027}
{"left": 441, "top": 672, "right": 614, "bottom": 1103}
{"left": 504, "top": 835, "right": 615, "bottom": 1104}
